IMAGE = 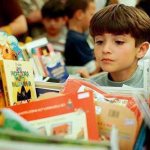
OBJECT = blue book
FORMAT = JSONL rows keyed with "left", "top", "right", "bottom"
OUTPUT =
{"left": 134, "top": 122, "right": 146, "bottom": 150}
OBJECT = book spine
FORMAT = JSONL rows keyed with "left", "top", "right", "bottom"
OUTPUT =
{"left": 0, "top": 61, "right": 10, "bottom": 106}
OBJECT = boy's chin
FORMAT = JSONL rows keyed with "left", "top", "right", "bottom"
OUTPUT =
{"left": 101, "top": 67, "right": 115, "bottom": 73}
{"left": 48, "top": 32, "right": 59, "bottom": 37}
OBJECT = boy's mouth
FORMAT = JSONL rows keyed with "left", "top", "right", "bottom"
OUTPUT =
{"left": 101, "top": 58, "right": 113, "bottom": 62}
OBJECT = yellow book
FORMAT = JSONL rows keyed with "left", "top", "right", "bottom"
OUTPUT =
{"left": 0, "top": 59, "right": 37, "bottom": 106}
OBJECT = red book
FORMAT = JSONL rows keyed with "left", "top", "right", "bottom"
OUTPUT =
{"left": 9, "top": 91, "right": 99, "bottom": 141}
{"left": 61, "top": 78, "right": 106, "bottom": 95}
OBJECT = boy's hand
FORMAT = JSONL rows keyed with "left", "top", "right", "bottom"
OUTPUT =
{"left": 76, "top": 68, "right": 90, "bottom": 78}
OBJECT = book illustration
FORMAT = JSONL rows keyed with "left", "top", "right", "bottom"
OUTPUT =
{"left": 0, "top": 31, "right": 23, "bottom": 60}
{"left": 46, "top": 61, "right": 69, "bottom": 83}
{"left": 11, "top": 62, "right": 34, "bottom": 104}
{"left": 33, "top": 44, "right": 54, "bottom": 57}
{"left": 51, "top": 123, "right": 71, "bottom": 136}
{"left": 30, "top": 110, "right": 88, "bottom": 140}
{"left": 0, "top": 60, "right": 37, "bottom": 106}
{"left": 17, "top": 85, "right": 31, "bottom": 102}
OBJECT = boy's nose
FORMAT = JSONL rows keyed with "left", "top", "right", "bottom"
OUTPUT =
{"left": 102, "top": 43, "right": 111, "bottom": 53}
{"left": 49, "top": 19, "right": 56, "bottom": 25}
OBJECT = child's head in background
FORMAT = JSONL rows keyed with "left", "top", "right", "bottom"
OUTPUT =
{"left": 89, "top": 4, "right": 150, "bottom": 82}
{"left": 41, "top": 0, "right": 67, "bottom": 37}
{"left": 65, "top": 0, "right": 95, "bottom": 33}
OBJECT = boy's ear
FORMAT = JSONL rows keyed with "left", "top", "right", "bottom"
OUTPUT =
{"left": 136, "top": 42, "right": 149, "bottom": 59}
{"left": 74, "top": 9, "right": 84, "bottom": 20}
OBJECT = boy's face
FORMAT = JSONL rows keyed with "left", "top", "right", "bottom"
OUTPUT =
{"left": 82, "top": 1, "right": 96, "bottom": 32}
{"left": 94, "top": 33, "right": 147, "bottom": 76}
{"left": 43, "top": 17, "right": 66, "bottom": 37}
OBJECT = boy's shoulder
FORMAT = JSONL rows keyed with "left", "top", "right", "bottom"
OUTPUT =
{"left": 90, "top": 72, "right": 108, "bottom": 85}
{"left": 67, "top": 30, "right": 87, "bottom": 41}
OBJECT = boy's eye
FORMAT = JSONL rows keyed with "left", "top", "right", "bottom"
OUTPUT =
{"left": 115, "top": 41, "right": 124, "bottom": 45}
{"left": 95, "top": 40, "right": 103, "bottom": 45}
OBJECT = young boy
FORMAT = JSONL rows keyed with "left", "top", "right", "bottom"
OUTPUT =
{"left": 89, "top": 4, "right": 150, "bottom": 88}
{"left": 41, "top": 0, "right": 67, "bottom": 53}
{"left": 64, "top": 0, "right": 100, "bottom": 75}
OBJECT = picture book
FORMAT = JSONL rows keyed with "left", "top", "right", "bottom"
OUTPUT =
{"left": 30, "top": 110, "right": 88, "bottom": 140}
{"left": 0, "top": 59, "right": 37, "bottom": 106}
{"left": 29, "top": 42, "right": 69, "bottom": 82}
{"left": 39, "top": 51, "right": 68, "bottom": 83}
{"left": 9, "top": 91, "right": 99, "bottom": 141}
{"left": 24, "top": 37, "right": 48, "bottom": 55}
{"left": 95, "top": 101, "right": 141, "bottom": 150}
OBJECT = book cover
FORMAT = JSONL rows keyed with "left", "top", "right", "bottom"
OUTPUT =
{"left": 9, "top": 91, "right": 99, "bottom": 141}
{"left": 95, "top": 101, "right": 141, "bottom": 150}
{"left": 31, "top": 43, "right": 68, "bottom": 82}
{"left": 0, "top": 59, "right": 37, "bottom": 106}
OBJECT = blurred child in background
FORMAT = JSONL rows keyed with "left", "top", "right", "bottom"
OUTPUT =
{"left": 19, "top": 0, "right": 47, "bottom": 38}
{"left": 64, "top": 0, "right": 100, "bottom": 76}
{"left": 0, "top": 0, "right": 27, "bottom": 37}
{"left": 41, "top": 0, "right": 67, "bottom": 53}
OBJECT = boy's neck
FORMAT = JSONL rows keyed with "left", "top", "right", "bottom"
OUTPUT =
{"left": 68, "top": 20, "right": 84, "bottom": 33}
{"left": 109, "top": 65, "right": 138, "bottom": 82}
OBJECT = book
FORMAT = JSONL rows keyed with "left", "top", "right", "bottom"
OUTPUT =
{"left": 9, "top": 91, "right": 99, "bottom": 141}
{"left": 0, "top": 108, "right": 38, "bottom": 134}
{"left": 0, "top": 128, "right": 111, "bottom": 150}
{"left": 61, "top": 78, "right": 106, "bottom": 95}
{"left": 24, "top": 37, "right": 49, "bottom": 55}
{"left": 95, "top": 101, "right": 141, "bottom": 150}
{"left": 133, "top": 122, "right": 146, "bottom": 150}
{"left": 0, "top": 59, "right": 37, "bottom": 106}
{"left": 0, "top": 79, "right": 5, "bottom": 108}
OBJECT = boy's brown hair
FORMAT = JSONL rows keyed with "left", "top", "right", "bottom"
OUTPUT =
{"left": 65, "top": 0, "right": 94, "bottom": 19}
{"left": 42, "top": 0, "right": 66, "bottom": 19}
{"left": 89, "top": 4, "right": 150, "bottom": 46}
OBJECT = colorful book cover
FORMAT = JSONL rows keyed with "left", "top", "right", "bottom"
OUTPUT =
{"left": 0, "top": 59, "right": 37, "bottom": 106}
{"left": 32, "top": 43, "right": 68, "bottom": 82}
{"left": 9, "top": 91, "right": 99, "bottom": 141}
